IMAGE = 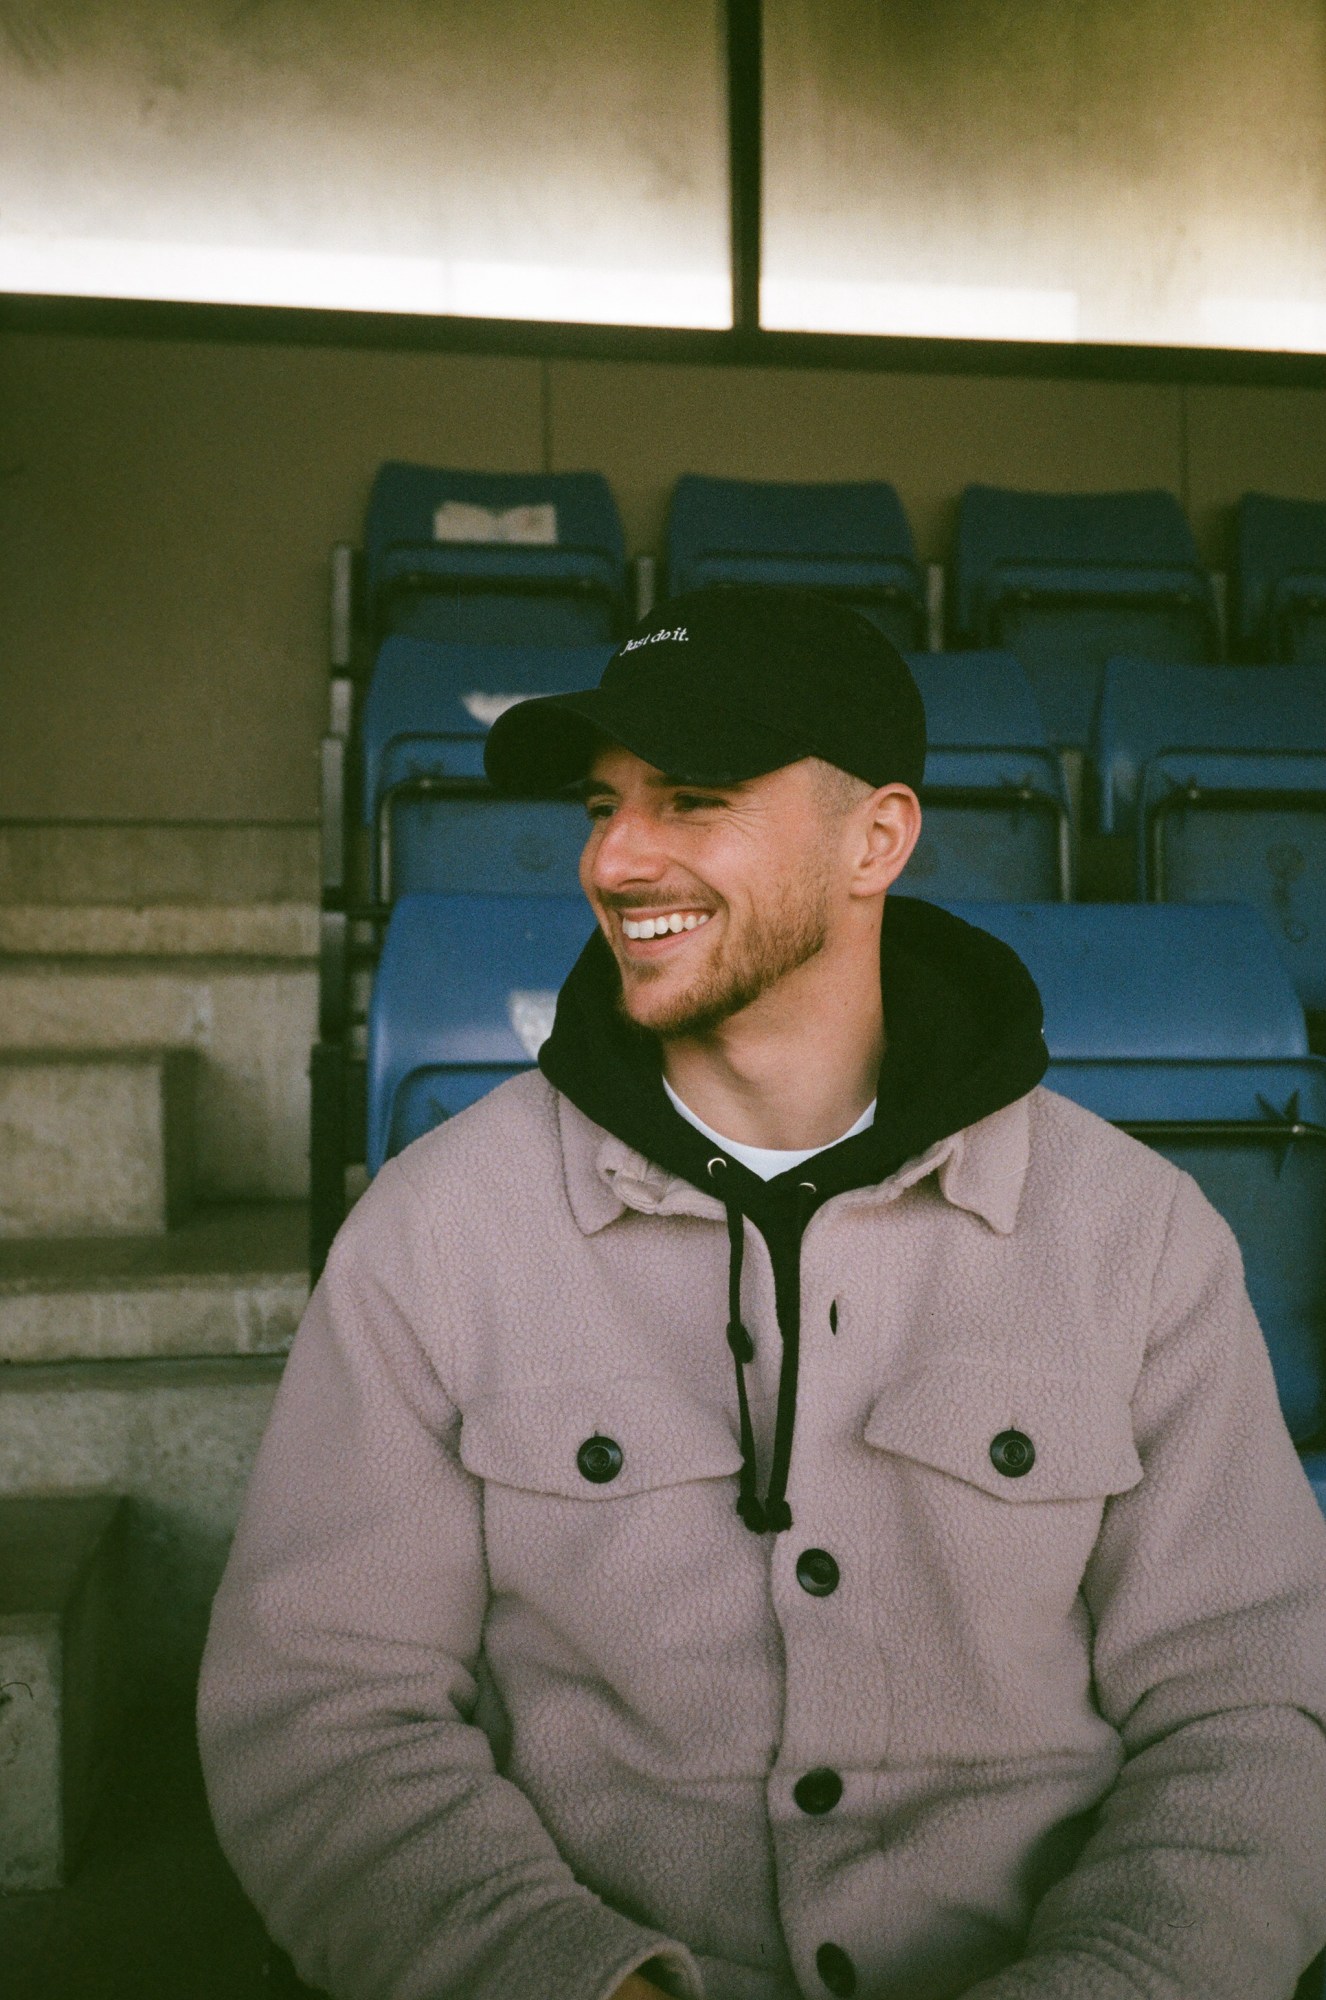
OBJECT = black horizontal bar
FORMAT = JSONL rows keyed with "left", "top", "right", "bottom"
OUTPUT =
{"left": 7, "top": 289, "right": 1326, "bottom": 390}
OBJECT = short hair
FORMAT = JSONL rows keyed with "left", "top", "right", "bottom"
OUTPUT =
{"left": 809, "top": 757, "right": 875, "bottom": 817}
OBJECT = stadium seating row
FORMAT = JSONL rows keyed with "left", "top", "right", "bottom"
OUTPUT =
{"left": 352, "top": 462, "right": 1326, "bottom": 674}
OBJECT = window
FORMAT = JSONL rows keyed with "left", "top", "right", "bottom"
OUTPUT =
{"left": 0, "top": 0, "right": 731, "bottom": 328}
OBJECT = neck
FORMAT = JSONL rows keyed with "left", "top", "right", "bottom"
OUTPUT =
{"left": 661, "top": 927, "right": 885, "bottom": 1152}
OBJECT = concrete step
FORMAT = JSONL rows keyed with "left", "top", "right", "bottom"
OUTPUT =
{"left": 0, "top": 1494, "right": 129, "bottom": 1891}
{"left": 0, "top": 1049, "right": 195, "bottom": 1239}
{"left": 0, "top": 902, "right": 316, "bottom": 957}
{"left": 0, "top": 1202, "right": 307, "bottom": 1363}
{"left": 0, "top": 959, "right": 315, "bottom": 1201}
{"left": 0, "top": 1357, "right": 282, "bottom": 1704}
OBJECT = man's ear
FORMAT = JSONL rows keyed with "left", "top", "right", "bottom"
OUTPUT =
{"left": 851, "top": 784, "right": 922, "bottom": 897}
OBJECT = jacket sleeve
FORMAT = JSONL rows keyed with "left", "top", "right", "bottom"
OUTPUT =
{"left": 196, "top": 1159, "right": 702, "bottom": 2000}
{"left": 964, "top": 1167, "right": 1326, "bottom": 2000}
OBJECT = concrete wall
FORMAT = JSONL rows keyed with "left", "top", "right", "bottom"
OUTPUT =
{"left": 2, "top": 327, "right": 1325, "bottom": 827}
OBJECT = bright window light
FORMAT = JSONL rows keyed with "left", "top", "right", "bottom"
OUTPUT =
{"left": 0, "top": 236, "right": 730, "bottom": 330}
{"left": 761, "top": 278, "right": 1079, "bottom": 343}
{"left": 1198, "top": 297, "right": 1326, "bottom": 356}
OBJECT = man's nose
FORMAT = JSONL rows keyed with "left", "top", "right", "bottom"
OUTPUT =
{"left": 587, "top": 806, "right": 667, "bottom": 890}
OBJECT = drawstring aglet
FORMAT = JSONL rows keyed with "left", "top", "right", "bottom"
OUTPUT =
{"left": 726, "top": 1319, "right": 754, "bottom": 1364}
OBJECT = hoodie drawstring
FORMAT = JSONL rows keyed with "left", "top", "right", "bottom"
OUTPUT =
{"left": 708, "top": 1159, "right": 816, "bottom": 1537}
{"left": 718, "top": 1186, "right": 767, "bottom": 1533}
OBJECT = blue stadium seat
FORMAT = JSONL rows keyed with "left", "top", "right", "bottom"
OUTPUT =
{"left": 360, "top": 637, "right": 612, "bottom": 900}
{"left": 364, "top": 464, "right": 627, "bottom": 645}
{"left": 942, "top": 900, "right": 1326, "bottom": 1459}
{"left": 952, "top": 488, "right": 1219, "bottom": 745}
{"left": 1235, "top": 493, "right": 1326, "bottom": 665}
{"left": 666, "top": 475, "right": 925, "bottom": 650}
{"left": 366, "top": 892, "right": 594, "bottom": 1173}
{"left": 1093, "top": 658, "right": 1326, "bottom": 1012}
{"left": 907, "top": 653, "right": 1070, "bottom": 900}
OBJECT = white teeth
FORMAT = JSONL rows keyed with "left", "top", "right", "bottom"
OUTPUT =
{"left": 622, "top": 910, "right": 711, "bottom": 940}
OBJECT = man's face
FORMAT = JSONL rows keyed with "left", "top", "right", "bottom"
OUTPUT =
{"left": 578, "top": 743, "right": 845, "bottom": 1037}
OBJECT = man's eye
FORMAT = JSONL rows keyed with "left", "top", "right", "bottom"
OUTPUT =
{"left": 583, "top": 799, "right": 614, "bottom": 821}
{"left": 673, "top": 793, "right": 724, "bottom": 813}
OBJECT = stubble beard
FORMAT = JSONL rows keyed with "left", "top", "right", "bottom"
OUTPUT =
{"left": 612, "top": 856, "right": 835, "bottom": 1039}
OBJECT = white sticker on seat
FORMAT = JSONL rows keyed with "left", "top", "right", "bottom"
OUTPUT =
{"left": 433, "top": 501, "right": 558, "bottom": 545}
{"left": 461, "top": 691, "right": 538, "bottom": 727}
{"left": 508, "top": 990, "right": 559, "bottom": 1059}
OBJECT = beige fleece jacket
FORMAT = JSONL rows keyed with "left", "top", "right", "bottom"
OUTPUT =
{"left": 198, "top": 1075, "right": 1326, "bottom": 2000}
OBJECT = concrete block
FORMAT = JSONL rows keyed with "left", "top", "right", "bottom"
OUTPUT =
{"left": 0, "top": 1201, "right": 307, "bottom": 1364}
{"left": 0, "top": 962, "right": 315, "bottom": 1200}
{"left": 0, "top": 1495, "right": 129, "bottom": 1891}
{"left": 0, "top": 825, "right": 317, "bottom": 908}
{"left": 0, "top": 1050, "right": 195, "bottom": 1238}
{"left": 0, "top": 1360, "right": 281, "bottom": 1702}
{"left": 0, "top": 902, "right": 317, "bottom": 958}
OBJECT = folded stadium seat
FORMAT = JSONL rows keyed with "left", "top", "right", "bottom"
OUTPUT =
{"left": 952, "top": 487, "right": 1220, "bottom": 750}
{"left": 366, "top": 892, "right": 594, "bottom": 1172}
{"left": 906, "top": 653, "right": 1071, "bottom": 900}
{"left": 364, "top": 464, "right": 628, "bottom": 646}
{"left": 1093, "top": 657, "right": 1326, "bottom": 1014}
{"left": 940, "top": 899, "right": 1326, "bottom": 1485}
{"left": 666, "top": 475, "right": 926, "bottom": 650}
{"left": 360, "top": 637, "right": 614, "bottom": 902}
{"left": 1234, "top": 492, "right": 1326, "bottom": 665}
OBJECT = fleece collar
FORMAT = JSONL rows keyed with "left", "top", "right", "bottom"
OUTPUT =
{"left": 539, "top": 896, "right": 1048, "bottom": 1226}
{"left": 555, "top": 1087, "right": 1033, "bottom": 1240}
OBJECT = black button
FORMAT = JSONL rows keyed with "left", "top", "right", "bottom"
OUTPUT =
{"left": 576, "top": 1435, "right": 623, "bottom": 1484}
{"left": 793, "top": 1767, "right": 843, "bottom": 1815}
{"left": 816, "top": 1943, "right": 857, "bottom": 1996}
{"left": 990, "top": 1429, "right": 1035, "bottom": 1478}
{"left": 796, "top": 1548, "right": 840, "bottom": 1597}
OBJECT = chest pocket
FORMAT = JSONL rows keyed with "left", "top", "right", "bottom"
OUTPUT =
{"left": 863, "top": 1365, "right": 1143, "bottom": 1503}
{"left": 459, "top": 1378, "right": 745, "bottom": 1499}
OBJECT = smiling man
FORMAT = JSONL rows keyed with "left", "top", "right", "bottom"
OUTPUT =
{"left": 199, "top": 587, "right": 1326, "bottom": 2000}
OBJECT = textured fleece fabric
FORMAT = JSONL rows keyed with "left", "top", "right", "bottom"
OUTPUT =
{"left": 198, "top": 1077, "right": 1326, "bottom": 2000}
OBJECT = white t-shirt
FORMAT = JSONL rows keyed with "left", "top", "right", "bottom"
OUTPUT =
{"left": 662, "top": 1077, "right": 876, "bottom": 1181}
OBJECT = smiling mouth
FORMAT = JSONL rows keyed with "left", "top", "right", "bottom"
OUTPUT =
{"left": 620, "top": 909, "right": 713, "bottom": 941}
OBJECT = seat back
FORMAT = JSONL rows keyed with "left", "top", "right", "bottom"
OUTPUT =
{"left": 953, "top": 486, "right": 1217, "bottom": 671}
{"left": 361, "top": 638, "right": 612, "bottom": 900}
{"left": 667, "top": 475, "right": 924, "bottom": 649}
{"left": 904, "top": 653, "right": 1070, "bottom": 900}
{"left": 1234, "top": 493, "right": 1326, "bottom": 664}
{"left": 366, "top": 892, "right": 595, "bottom": 1172}
{"left": 1093, "top": 658, "right": 1326, "bottom": 1011}
{"left": 942, "top": 899, "right": 1324, "bottom": 1446}
{"left": 364, "top": 464, "right": 627, "bottom": 645}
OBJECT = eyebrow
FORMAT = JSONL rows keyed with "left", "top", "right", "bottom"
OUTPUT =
{"left": 576, "top": 772, "right": 746, "bottom": 800}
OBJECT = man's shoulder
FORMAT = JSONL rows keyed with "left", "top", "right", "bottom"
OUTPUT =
{"left": 1023, "top": 1080, "right": 1194, "bottom": 1216}
{"left": 388, "top": 1069, "right": 563, "bottom": 1196}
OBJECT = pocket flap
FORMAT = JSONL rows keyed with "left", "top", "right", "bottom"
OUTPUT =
{"left": 460, "top": 1378, "right": 745, "bottom": 1498}
{"left": 863, "top": 1367, "right": 1143, "bottom": 1502}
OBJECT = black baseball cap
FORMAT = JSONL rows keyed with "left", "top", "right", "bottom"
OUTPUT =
{"left": 483, "top": 584, "right": 927, "bottom": 796}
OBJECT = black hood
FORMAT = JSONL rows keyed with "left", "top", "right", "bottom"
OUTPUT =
{"left": 539, "top": 895, "right": 1048, "bottom": 1214}
{"left": 538, "top": 895, "right": 1048, "bottom": 1538}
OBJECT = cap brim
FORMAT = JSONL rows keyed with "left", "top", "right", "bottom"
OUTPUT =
{"left": 484, "top": 683, "right": 811, "bottom": 794}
